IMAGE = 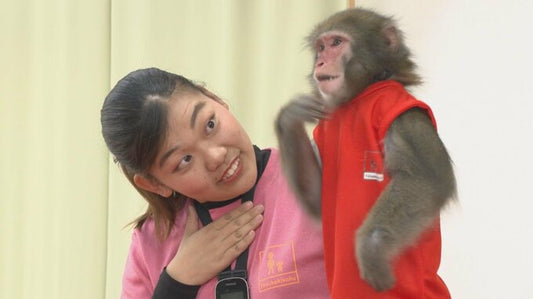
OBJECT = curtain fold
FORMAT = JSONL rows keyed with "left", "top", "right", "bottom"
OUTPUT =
{"left": 1, "top": 1, "right": 111, "bottom": 298}
{"left": 1, "top": 1, "right": 345, "bottom": 298}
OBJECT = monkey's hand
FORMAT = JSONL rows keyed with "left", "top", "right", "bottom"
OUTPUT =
{"left": 275, "top": 94, "right": 325, "bottom": 219}
{"left": 276, "top": 94, "right": 328, "bottom": 127}
{"left": 355, "top": 227, "right": 396, "bottom": 292}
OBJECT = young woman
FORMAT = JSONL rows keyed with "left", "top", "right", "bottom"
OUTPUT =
{"left": 100, "top": 68, "right": 330, "bottom": 298}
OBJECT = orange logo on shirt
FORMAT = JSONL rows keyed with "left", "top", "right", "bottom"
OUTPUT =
{"left": 258, "top": 240, "right": 300, "bottom": 292}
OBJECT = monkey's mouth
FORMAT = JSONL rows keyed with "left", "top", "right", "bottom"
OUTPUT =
{"left": 316, "top": 75, "right": 339, "bottom": 82}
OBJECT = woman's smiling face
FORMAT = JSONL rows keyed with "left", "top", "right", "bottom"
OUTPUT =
{"left": 148, "top": 91, "right": 257, "bottom": 203}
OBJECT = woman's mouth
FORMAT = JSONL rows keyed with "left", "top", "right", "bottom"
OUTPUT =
{"left": 221, "top": 157, "right": 241, "bottom": 182}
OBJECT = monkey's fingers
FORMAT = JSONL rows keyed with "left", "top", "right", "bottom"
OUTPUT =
{"left": 359, "top": 261, "right": 396, "bottom": 292}
{"left": 291, "top": 100, "right": 327, "bottom": 122}
{"left": 356, "top": 229, "right": 396, "bottom": 292}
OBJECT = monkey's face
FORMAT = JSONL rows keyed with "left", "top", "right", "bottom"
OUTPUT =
{"left": 312, "top": 31, "right": 354, "bottom": 106}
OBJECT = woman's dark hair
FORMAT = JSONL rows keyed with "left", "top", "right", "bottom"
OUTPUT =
{"left": 101, "top": 67, "right": 220, "bottom": 240}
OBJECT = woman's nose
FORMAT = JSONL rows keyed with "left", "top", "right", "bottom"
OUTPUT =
{"left": 205, "top": 145, "right": 227, "bottom": 171}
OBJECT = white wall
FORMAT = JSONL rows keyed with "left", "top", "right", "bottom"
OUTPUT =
{"left": 358, "top": 1, "right": 533, "bottom": 298}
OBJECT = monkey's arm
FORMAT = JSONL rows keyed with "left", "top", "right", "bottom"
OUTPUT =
{"left": 356, "top": 108, "right": 456, "bottom": 291}
{"left": 275, "top": 95, "right": 325, "bottom": 219}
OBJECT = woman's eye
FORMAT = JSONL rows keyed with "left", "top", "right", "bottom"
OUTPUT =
{"left": 176, "top": 155, "right": 192, "bottom": 171}
{"left": 206, "top": 118, "right": 216, "bottom": 132}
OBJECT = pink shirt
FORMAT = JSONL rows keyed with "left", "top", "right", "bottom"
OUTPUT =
{"left": 121, "top": 148, "right": 330, "bottom": 298}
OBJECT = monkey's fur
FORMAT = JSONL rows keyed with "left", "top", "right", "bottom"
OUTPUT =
{"left": 275, "top": 8, "right": 456, "bottom": 292}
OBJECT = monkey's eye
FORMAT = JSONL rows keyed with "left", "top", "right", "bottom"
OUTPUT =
{"left": 317, "top": 44, "right": 325, "bottom": 52}
{"left": 332, "top": 38, "right": 342, "bottom": 46}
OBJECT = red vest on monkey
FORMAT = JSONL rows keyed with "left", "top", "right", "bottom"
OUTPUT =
{"left": 314, "top": 80, "right": 451, "bottom": 299}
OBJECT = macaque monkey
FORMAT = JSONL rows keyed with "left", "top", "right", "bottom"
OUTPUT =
{"left": 275, "top": 8, "right": 456, "bottom": 297}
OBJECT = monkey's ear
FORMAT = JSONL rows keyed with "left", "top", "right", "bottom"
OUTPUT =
{"left": 382, "top": 24, "right": 400, "bottom": 51}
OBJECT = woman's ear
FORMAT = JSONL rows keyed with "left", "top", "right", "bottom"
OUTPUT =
{"left": 133, "top": 174, "right": 173, "bottom": 197}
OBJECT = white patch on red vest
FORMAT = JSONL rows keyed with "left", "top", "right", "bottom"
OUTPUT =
{"left": 363, "top": 151, "right": 384, "bottom": 182}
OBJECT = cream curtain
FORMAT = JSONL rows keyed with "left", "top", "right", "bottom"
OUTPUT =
{"left": 1, "top": 1, "right": 345, "bottom": 298}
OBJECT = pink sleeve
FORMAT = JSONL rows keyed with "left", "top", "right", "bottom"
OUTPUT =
{"left": 121, "top": 229, "right": 154, "bottom": 299}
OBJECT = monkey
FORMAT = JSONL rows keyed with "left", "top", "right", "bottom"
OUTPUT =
{"left": 275, "top": 8, "right": 456, "bottom": 297}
